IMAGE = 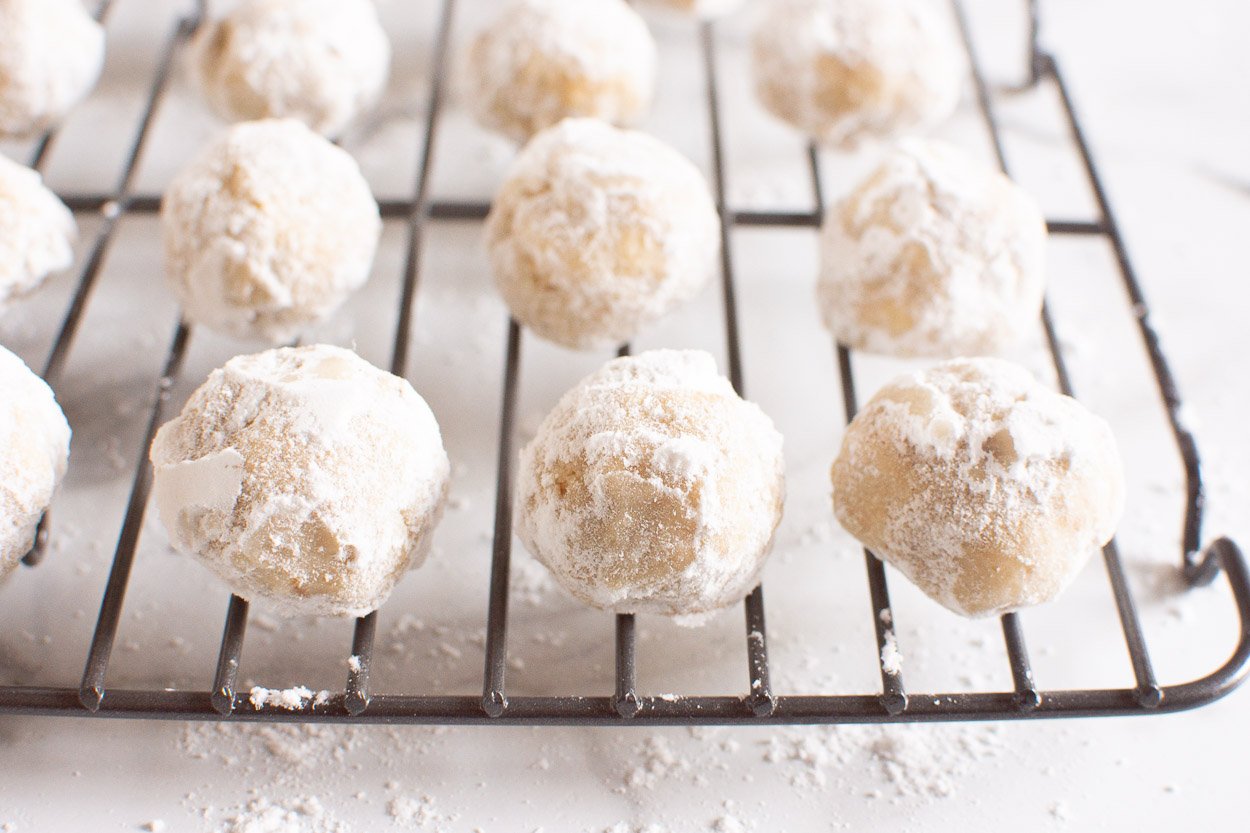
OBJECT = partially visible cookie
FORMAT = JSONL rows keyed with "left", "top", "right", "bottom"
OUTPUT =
{"left": 0, "top": 345, "right": 71, "bottom": 579}
{"left": 637, "top": 0, "right": 746, "bottom": 19}
{"left": 752, "top": 0, "right": 963, "bottom": 148}
{"left": 0, "top": 0, "right": 105, "bottom": 137}
{"left": 191, "top": 0, "right": 390, "bottom": 138}
{"left": 0, "top": 153, "right": 76, "bottom": 314}
{"left": 460, "top": 0, "right": 656, "bottom": 142}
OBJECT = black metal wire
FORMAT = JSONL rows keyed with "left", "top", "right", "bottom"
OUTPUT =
{"left": 834, "top": 347, "right": 908, "bottom": 715}
{"left": 608, "top": 343, "right": 643, "bottom": 719}
{"left": 52, "top": 194, "right": 1120, "bottom": 239}
{"left": 79, "top": 322, "right": 192, "bottom": 711}
{"left": 339, "top": 0, "right": 460, "bottom": 719}
{"left": 210, "top": 596, "right": 249, "bottom": 715}
{"left": 614, "top": 614, "right": 641, "bottom": 718}
{"left": 481, "top": 321, "right": 521, "bottom": 718}
{"left": 3, "top": 0, "right": 1247, "bottom": 726}
{"left": 701, "top": 20, "right": 776, "bottom": 719}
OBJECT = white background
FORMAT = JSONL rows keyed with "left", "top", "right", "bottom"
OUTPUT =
{"left": 1, "top": 0, "right": 1248, "bottom": 831}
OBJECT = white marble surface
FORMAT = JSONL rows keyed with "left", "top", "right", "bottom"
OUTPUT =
{"left": 1, "top": 1, "right": 1248, "bottom": 831}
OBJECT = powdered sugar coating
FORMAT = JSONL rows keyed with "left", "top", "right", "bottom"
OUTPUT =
{"left": 751, "top": 0, "right": 963, "bottom": 148}
{"left": 487, "top": 118, "right": 719, "bottom": 350}
{"left": 460, "top": 0, "right": 656, "bottom": 142}
{"left": 831, "top": 358, "right": 1124, "bottom": 618}
{"left": 819, "top": 140, "right": 1047, "bottom": 357}
{"left": 0, "top": 345, "right": 71, "bottom": 579}
{"left": 191, "top": 0, "right": 390, "bottom": 138}
{"left": 161, "top": 118, "right": 381, "bottom": 343}
{"left": 0, "top": 0, "right": 105, "bottom": 138}
{"left": 517, "top": 350, "right": 785, "bottom": 618}
{"left": 149, "top": 345, "right": 450, "bottom": 618}
{"left": 0, "top": 153, "right": 76, "bottom": 313}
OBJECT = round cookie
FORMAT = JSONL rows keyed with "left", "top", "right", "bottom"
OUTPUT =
{"left": 751, "top": 0, "right": 963, "bottom": 148}
{"left": 460, "top": 0, "right": 656, "bottom": 142}
{"left": 486, "top": 118, "right": 719, "bottom": 350}
{"left": 149, "top": 345, "right": 450, "bottom": 618}
{"left": 637, "top": 0, "right": 746, "bottom": 19}
{"left": 190, "top": 0, "right": 390, "bottom": 138}
{"left": 0, "top": 153, "right": 76, "bottom": 314}
{"left": 0, "top": 0, "right": 105, "bottom": 138}
{"left": 516, "top": 349, "right": 785, "bottom": 619}
{"left": 831, "top": 358, "right": 1124, "bottom": 618}
{"left": 818, "top": 140, "right": 1046, "bottom": 357}
{"left": 161, "top": 118, "right": 381, "bottom": 343}
{"left": 0, "top": 345, "right": 71, "bottom": 579}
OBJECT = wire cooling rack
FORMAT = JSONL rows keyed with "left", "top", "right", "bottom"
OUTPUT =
{"left": 1, "top": 0, "right": 1247, "bottom": 725}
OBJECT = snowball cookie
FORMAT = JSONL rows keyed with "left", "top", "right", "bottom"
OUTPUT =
{"left": 461, "top": 0, "right": 657, "bottom": 142}
{"left": 819, "top": 140, "right": 1046, "bottom": 357}
{"left": 0, "top": 0, "right": 106, "bottom": 138}
{"left": 637, "top": 0, "right": 746, "bottom": 19}
{"left": 751, "top": 0, "right": 963, "bottom": 148}
{"left": 190, "top": 0, "right": 390, "bottom": 138}
{"left": 0, "top": 346, "right": 71, "bottom": 579}
{"left": 149, "top": 345, "right": 450, "bottom": 618}
{"left": 517, "top": 350, "right": 785, "bottom": 619}
{"left": 0, "top": 153, "right": 76, "bottom": 314}
{"left": 487, "top": 119, "right": 719, "bottom": 350}
{"left": 161, "top": 118, "right": 381, "bottom": 343}
{"left": 831, "top": 358, "right": 1124, "bottom": 618}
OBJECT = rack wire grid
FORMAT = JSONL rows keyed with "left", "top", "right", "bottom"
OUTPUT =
{"left": 1, "top": 0, "right": 1247, "bottom": 726}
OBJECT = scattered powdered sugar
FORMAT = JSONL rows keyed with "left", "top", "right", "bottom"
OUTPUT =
{"left": 762, "top": 723, "right": 1006, "bottom": 799}
{"left": 248, "top": 686, "right": 331, "bottom": 711}
{"left": 386, "top": 794, "right": 453, "bottom": 830}
{"left": 178, "top": 721, "right": 456, "bottom": 829}
{"left": 220, "top": 797, "right": 347, "bottom": 833}
{"left": 625, "top": 735, "right": 690, "bottom": 790}
{"left": 621, "top": 723, "right": 1007, "bottom": 805}
{"left": 880, "top": 630, "right": 903, "bottom": 675}
{"left": 510, "top": 553, "right": 558, "bottom": 607}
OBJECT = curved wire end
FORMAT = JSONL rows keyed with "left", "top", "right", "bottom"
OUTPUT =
{"left": 1185, "top": 539, "right": 1235, "bottom": 588}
